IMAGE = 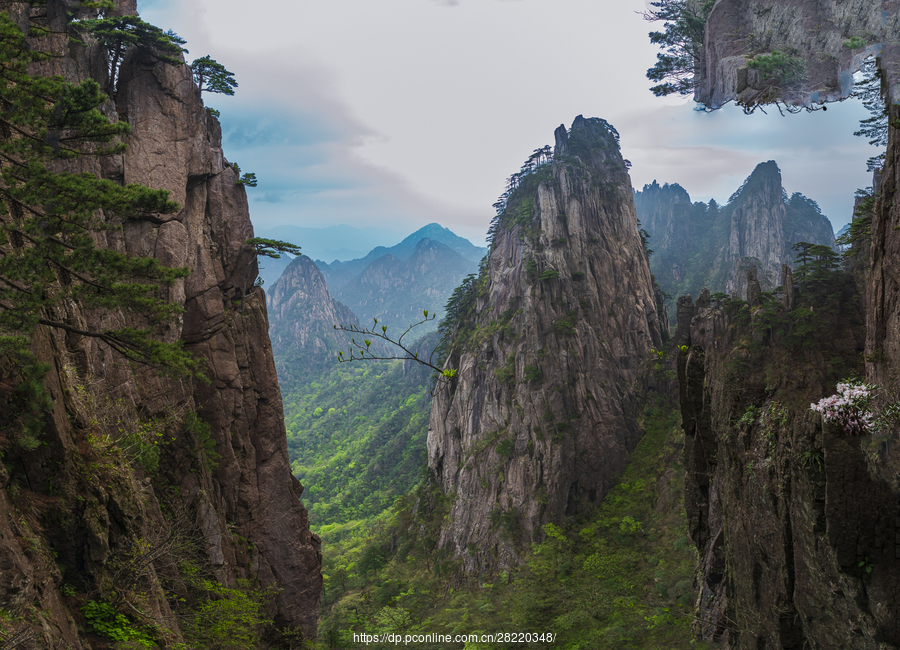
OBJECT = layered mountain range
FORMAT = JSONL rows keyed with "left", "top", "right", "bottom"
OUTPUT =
{"left": 265, "top": 224, "right": 484, "bottom": 397}
{"left": 635, "top": 160, "right": 835, "bottom": 304}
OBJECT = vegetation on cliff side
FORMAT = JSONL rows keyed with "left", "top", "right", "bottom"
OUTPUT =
{"left": 643, "top": 0, "right": 713, "bottom": 97}
{"left": 315, "top": 394, "right": 707, "bottom": 650}
{"left": 284, "top": 356, "right": 433, "bottom": 529}
{"left": 1, "top": 9, "right": 303, "bottom": 647}
{"left": 0, "top": 11, "right": 202, "bottom": 453}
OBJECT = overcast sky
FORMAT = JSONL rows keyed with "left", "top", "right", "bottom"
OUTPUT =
{"left": 140, "top": 0, "right": 876, "bottom": 247}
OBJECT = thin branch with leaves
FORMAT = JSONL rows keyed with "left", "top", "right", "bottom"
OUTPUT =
{"left": 334, "top": 311, "right": 457, "bottom": 381}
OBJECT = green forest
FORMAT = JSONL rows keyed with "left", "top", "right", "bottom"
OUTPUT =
{"left": 309, "top": 391, "right": 705, "bottom": 650}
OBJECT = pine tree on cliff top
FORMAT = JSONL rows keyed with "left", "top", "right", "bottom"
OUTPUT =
{"left": 0, "top": 12, "right": 198, "bottom": 376}
{"left": 73, "top": 14, "right": 187, "bottom": 96}
{"left": 191, "top": 56, "right": 238, "bottom": 96}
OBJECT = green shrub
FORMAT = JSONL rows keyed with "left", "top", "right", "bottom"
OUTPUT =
{"left": 81, "top": 601, "right": 155, "bottom": 647}
{"left": 184, "top": 411, "right": 219, "bottom": 472}
{"left": 495, "top": 354, "right": 516, "bottom": 385}
{"left": 181, "top": 579, "right": 275, "bottom": 650}
{"left": 552, "top": 310, "right": 579, "bottom": 336}
{"left": 524, "top": 364, "right": 542, "bottom": 383}
{"left": 747, "top": 50, "right": 806, "bottom": 85}
{"left": 843, "top": 36, "right": 867, "bottom": 49}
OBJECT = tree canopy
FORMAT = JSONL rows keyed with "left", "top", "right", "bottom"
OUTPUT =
{"left": 74, "top": 15, "right": 187, "bottom": 96}
{"left": 244, "top": 238, "right": 301, "bottom": 259}
{"left": 0, "top": 12, "right": 196, "bottom": 375}
{"left": 191, "top": 56, "right": 238, "bottom": 96}
{"left": 851, "top": 57, "right": 887, "bottom": 172}
{"left": 643, "top": 0, "right": 713, "bottom": 97}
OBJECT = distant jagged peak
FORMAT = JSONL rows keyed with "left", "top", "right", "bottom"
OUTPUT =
{"left": 411, "top": 236, "right": 452, "bottom": 253}
{"left": 637, "top": 179, "right": 691, "bottom": 199}
{"left": 728, "top": 160, "right": 783, "bottom": 203}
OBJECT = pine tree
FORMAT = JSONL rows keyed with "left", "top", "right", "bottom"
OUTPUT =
{"left": 73, "top": 15, "right": 187, "bottom": 96}
{"left": 851, "top": 57, "right": 887, "bottom": 172}
{"left": 0, "top": 12, "right": 197, "bottom": 375}
{"left": 191, "top": 56, "right": 238, "bottom": 96}
{"left": 643, "top": 0, "right": 714, "bottom": 97}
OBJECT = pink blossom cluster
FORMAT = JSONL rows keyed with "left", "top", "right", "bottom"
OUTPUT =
{"left": 810, "top": 382, "right": 875, "bottom": 435}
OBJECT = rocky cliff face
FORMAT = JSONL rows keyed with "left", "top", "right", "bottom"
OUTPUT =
{"left": 675, "top": 5, "right": 900, "bottom": 646}
{"left": 696, "top": 0, "right": 893, "bottom": 110}
{"left": 635, "top": 161, "right": 834, "bottom": 304}
{"left": 267, "top": 254, "right": 358, "bottom": 392}
{"left": 426, "top": 116, "right": 667, "bottom": 573}
{"left": 676, "top": 291, "right": 898, "bottom": 649}
{"left": 0, "top": 1, "right": 321, "bottom": 645}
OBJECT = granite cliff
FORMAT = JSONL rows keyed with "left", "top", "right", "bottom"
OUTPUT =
{"left": 426, "top": 116, "right": 667, "bottom": 573}
{"left": 667, "top": 1, "right": 900, "bottom": 646}
{"left": 694, "top": 0, "right": 894, "bottom": 111}
{"left": 675, "top": 279, "right": 899, "bottom": 648}
{"left": 0, "top": 1, "right": 321, "bottom": 645}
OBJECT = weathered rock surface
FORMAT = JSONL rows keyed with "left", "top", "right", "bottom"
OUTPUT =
{"left": 696, "top": 0, "right": 893, "bottom": 110}
{"left": 426, "top": 116, "right": 667, "bottom": 573}
{"left": 677, "top": 298, "right": 899, "bottom": 649}
{"left": 0, "top": 0, "right": 321, "bottom": 644}
{"left": 683, "top": 4, "right": 900, "bottom": 646}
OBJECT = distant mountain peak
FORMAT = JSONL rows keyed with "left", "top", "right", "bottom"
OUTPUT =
{"left": 314, "top": 223, "right": 487, "bottom": 293}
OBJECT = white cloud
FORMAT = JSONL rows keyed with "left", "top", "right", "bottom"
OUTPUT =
{"left": 140, "top": 0, "right": 875, "bottom": 243}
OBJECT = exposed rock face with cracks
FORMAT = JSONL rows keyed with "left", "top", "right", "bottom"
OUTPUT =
{"left": 427, "top": 116, "right": 667, "bottom": 574}
{"left": 672, "top": 1, "right": 900, "bottom": 646}
{"left": 0, "top": 0, "right": 321, "bottom": 645}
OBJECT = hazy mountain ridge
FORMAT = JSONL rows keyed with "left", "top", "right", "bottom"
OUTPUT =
{"left": 331, "top": 237, "right": 479, "bottom": 332}
{"left": 316, "top": 222, "right": 486, "bottom": 290}
{"left": 267, "top": 255, "right": 360, "bottom": 392}
{"left": 255, "top": 223, "right": 405, "bottom": 263}
{"left": 635, "top": 160, "right": 835, "bottom": 306}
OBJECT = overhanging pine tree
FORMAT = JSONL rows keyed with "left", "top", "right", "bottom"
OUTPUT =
{"left": 0, "top": 12, "right": 196, "bottom": 375}
{"left": 191, "top": 56, "right": 238, "bottom": 96}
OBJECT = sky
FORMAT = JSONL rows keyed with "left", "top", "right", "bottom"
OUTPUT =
{"left": 140, "top": 0, "right": 877, "bottom": 248}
